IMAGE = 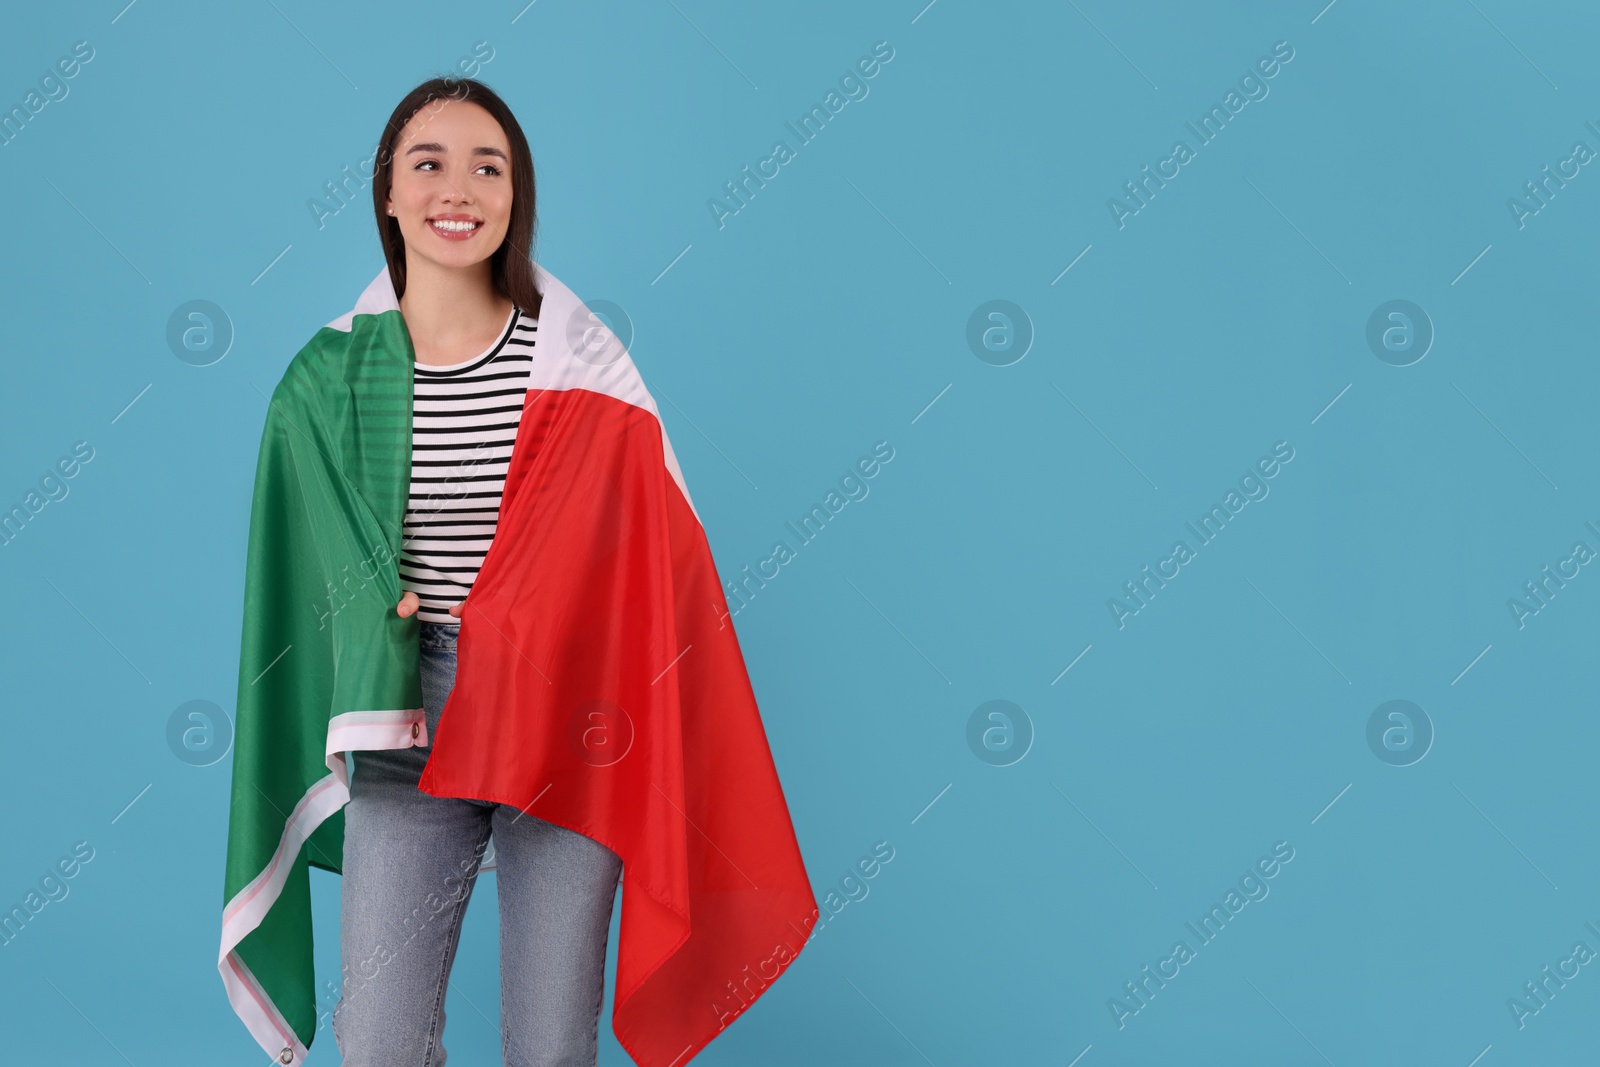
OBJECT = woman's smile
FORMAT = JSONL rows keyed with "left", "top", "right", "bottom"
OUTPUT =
{"left": 426, "top": 213, "right": 483, "bottom": 240}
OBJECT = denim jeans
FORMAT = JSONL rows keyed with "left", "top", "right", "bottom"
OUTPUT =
{"left": 333, "top": 620, "right": 623, "bottom": 1066}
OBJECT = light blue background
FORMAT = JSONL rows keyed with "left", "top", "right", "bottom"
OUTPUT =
{"left": 2, "top": 1, "right": 1597, "bottom": 1064}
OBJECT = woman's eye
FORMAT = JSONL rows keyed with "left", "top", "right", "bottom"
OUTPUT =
{"left": 412, "top": 160, "right": 499, "bottom": 175}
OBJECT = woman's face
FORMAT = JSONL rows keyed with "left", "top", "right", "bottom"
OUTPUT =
{"left": 386, "top": 98, "right": 513, "bottom": 272}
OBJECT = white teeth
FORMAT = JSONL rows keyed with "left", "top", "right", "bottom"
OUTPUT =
{"left": 430, "top": 219, "right": 479, "bottom": 232}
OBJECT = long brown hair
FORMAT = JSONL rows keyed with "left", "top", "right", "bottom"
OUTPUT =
{"left": 370, "top": 77, "right": 542, "bottom": 319}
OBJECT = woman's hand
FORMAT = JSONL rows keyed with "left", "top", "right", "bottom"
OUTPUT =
{"left": 396, "top": 591, "right": 465, "bottom": 618}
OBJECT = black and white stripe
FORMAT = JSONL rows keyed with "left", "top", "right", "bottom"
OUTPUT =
{"left": 400, "top": 305, "right": 539, "bottom": 625}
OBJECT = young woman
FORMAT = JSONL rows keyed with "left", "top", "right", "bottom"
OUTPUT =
{"left": 330, "top": 77, "right": 623, "bottom": 1066}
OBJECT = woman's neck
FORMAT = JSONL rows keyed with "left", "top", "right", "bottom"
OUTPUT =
{"left": 399, "top": 258, "right": 514, "bottom": 365}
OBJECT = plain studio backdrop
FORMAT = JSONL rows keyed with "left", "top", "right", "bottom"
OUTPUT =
{"left": 2, "top": 1, "right": 1599, "bottom": 1063}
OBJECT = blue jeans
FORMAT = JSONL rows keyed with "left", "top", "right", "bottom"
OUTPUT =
{"left": 333, "top": 620, "right": 623, "bottom": 1066}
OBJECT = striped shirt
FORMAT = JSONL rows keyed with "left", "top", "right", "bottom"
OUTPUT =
{"left": 399, "top": 304, "right": 539, "bottom": 625}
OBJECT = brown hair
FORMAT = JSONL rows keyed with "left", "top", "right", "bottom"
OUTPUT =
{"left": 370, "top": 77, "right": 542, "bottom": 319}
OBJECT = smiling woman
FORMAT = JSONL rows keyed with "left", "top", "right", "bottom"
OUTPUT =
{"left": 399, "top": 135, "right": 506, "bottom": 246}
{"left": 377, "top": 91, "right": 531, "bottom": 367}
{"left": 220, "top": 75, "right": 815, "bottom": 1067}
